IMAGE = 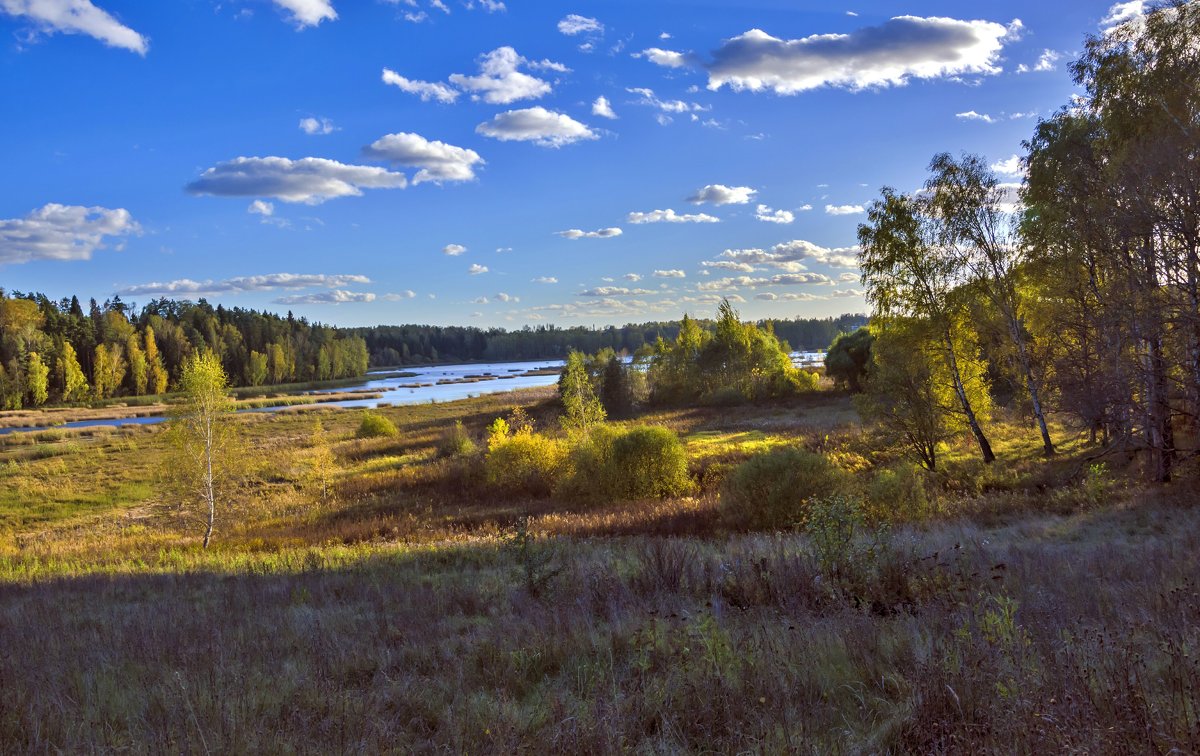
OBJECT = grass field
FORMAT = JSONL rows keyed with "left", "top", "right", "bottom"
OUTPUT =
{"left": 0, "top": 387, "right": 1197, "bottom": 752}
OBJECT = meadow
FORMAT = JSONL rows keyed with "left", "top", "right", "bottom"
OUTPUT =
{"left": 0, "top": 386, "right": 1197, "bottom": 753}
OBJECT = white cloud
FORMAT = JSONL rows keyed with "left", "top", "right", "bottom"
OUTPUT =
{"left": 533, "top": 276, "right": 558, "bottom": 284}
{"left": 472, "top": 296, "right": 489, "bottom": 304}
{"left": 382, "top": 290, "right": 416, "bottom": 300}
{"left": 271, "top": 0, "right": 336, "bottom": 28}
{"left": 687, "top": 184, "right": 756, "bottom": 205}
{"left": 247, "top": 200, "right": 274, "bottom": 216}
{"left": 1102, "top": 1, "right": 1148, "bottom": 30}
{"left": 577, "top": 286, "right": 657, "bottom": 297}
{"left": 653, "top": 269, "right": 686, "bottom": 278}
{"left": 0, "top": 0, "right": 148, "bottom": 54}
{"left": 363, "top": 132, "right": 484, "bottom": 184}
{"left": 298, "top": 116, "right": 336, "bottom": 135}
{"left": 755, "top": 204, "right": 794, "bottom": 224}
{"left": 495, "top": 292, "right": 519, "bottom": 302}
{"left": 716, "top": 239, "right": 859, "bottom": 271}
{"left": 186, "top": 156, "right": 407, "bottom": 204}
{"left": 838, "top": 272, "right": 861, "bottom": 282}
{"left": 1017, "top": 49, "right": 1061, "bottom": 73}
{"left": 558, "top": 14, "right": 602, "bottom": 35}
{"left": 592, "top": 95, "right": 617, "bottom": 119}
{"left": 627, "top": 208, "right": 719, "bottom": 224}
{"left": 468, "top": 263, "right": 488, "bottom": 274}
{"left": 825, "top": 203, "right": 864, "bottom": 215}
{"left": 450, "top": 47, "right": 557, "bottom": 104}
{"left": 798, "top": 203, "right": 813, "bottom": 211}
{"left": 556, "top": 227, "right": 623, "bottom": 239}
{"left": 443, "top": 243, "right": 466, "bottom": 256}
{"left": 706, "top": 16, "right": 1014, "bottom": 94}
{"left": 956, "top": 110, "right": 997, "bottom": 123}
{"left": 627, "top": 87, "right": 705, "bottom": 114}
{"left": 0, "top": 203, "right": 139, "bottom": 265}
{"left": 118, "top": 273, "right": 370, "bottom": 296}
{"left": 623, "top": 273, "right": 642, "bottom": 282}
{"left": 634, "top": 47, "right": 692, "bottom": 68}
{"left": 275, "top": 289, "right": 375, "bottom": 305}
{"left": 476, "top": 107, "right": 597, "bottom": 147}
{"left": 702, "top": 260, "right": 755, "bottom": 273}
{"left": 990, "top": 154, "right": 1024, "bottom": 177}
{"left": 381, "top": 69, "right": 460, "bottom": 103}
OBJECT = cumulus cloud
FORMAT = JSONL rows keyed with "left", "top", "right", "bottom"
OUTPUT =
{"left": 1102, "top": 1, "right": 1148, "bottom": 29}
{"left": 687, "top": 184, "right": 756, "bottom": 205}
{"left": 271, "top": 0, "right": 336, "bottom": 28}
{"left": 706, "top": 16, "right": 1014, "bottom": 94}
{"left": 275, "top": 289, "right": 375, "bottom": 305}
{"left": 556, "top": 227, "right": 623, "bottom": 239}
{"left": 755, "top": 204, "right": 794, "bottom": 224}
{"left": 626, "top": 87, "right": 705, "bottom": 114}
{"left": 247, "top": 200, "right": 274, "bottom": 216}
{"left": 825, "top": 203, "right": 864, "bottom": 215}
{"left": 381, "top": 69, "right": 460, "bottom": 103}
{"left": 956, "top": 110, "right": 997, "bottom": 123}
{"left": 702, "top": 260, "right": 756, "bottom": 273}
{"left": 476, "top": 107, "right": 597, "bottom": 147}
{"left": 623, "top": 273, "right": 642, "bottom": 281}
{"left": 627, "top": 208, "right": 719, "bottom": 224}
{"left": 558, "top": 14, "right": 602, "bottom": 35}
{"left": 117, "top": 273, "right": 371, "bottom": 296}
{"left": 1017, "top": 49, "right": 1061, "bottom": 73}
{"left": 468, "top": 263, "right": 488, "bottom": 274}
{"left": 472, "top": 296, "right": 489, "bottom": 304}
{"left": 442, "top": 243, "right": 466, "bottom": 256}
{"left": 450, "top": 46, "right": 559, "bottom": 104}
{"left": 716, "top": 239, "right": 859, "bottom": 271}
{"left": 298, "top": 116, "right": 335, "bottom": 135}
{"left": 495, "top": 292, "right": 519, "bottom": 302}
{"left": 653, "top": 269, "right": 686, "bottom": 278}
{"left": 592, "top": 95, "right": 617, "bottom": 119}
{"left": 990, "top": 154, "right": 1024, "bottom": 177}
{"left": 382, "top": 290, "right": 416, "bottom": 301}
{"left": 634, "top": 47, "right": 693, "bottom": 68}
{"left": 577, "top": 286, "right": 656, "bottom": 297}
{"left": 0, "top": 0, "right": 148, "bottom": 54}
{"left": 364, "top": 132, "right": 484, "bottom": 184}
{"left": 533, "top": 276, "right": 558, "bottom": 284}
{"left": 0, "top": 203, "right": 139, "bottom": 265}
{"left": 186, "top": 156, "right": 407, "bottom": 204}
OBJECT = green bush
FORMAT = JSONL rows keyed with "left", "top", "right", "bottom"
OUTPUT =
{"left": 356, "top": 412, "right": 397, "bottom": 439}
{"left": 558, "top": 425, "right": 693, "bottom": 502}
{"left": 721, "top": 446, "right": 849, "bottom": 530}
{"left": 610, "top": 426, "right": 693, "bottom": 499}
{"left": 485, "top": 432, "right": 566, "bottom": 496}
{"left": 699, "top": 386, "right": 747, "bottom": 407}
{"left": 436, "top": 420, "right": 476, "bottom": 458}
{"left": 866, "top": 461, "right": 932, "bottom": 523}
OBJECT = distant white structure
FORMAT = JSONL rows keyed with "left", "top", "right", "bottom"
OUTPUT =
{"left": 792, "top": 350, "right": 826, "bottom": 367}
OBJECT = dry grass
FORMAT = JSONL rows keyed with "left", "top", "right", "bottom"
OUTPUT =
{"left": 0, "top": 386, "right": 1196, "bottom": 751}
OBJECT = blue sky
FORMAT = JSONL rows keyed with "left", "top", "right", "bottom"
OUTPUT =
{"left": 0, "top": 0, "right": 1138, "bottom": 327}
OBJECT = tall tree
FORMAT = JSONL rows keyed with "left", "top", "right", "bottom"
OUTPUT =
{"left": 858, "top": 187, "right": 996, "bottom": 463}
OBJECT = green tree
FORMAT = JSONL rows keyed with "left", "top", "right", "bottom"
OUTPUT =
{"left": 25, "top": 351, "right": 49, "bottom": 407}
{"left": 559, "top": 350, "right": 606, "bottom": 431}
{"left": 168, "top": 351, "right": 238, "bottom": 548}
{"left": 824, "top": 328, "right": 874, "bottom": 392}
{"left": 91, "top": 343, "right": 126, "bottom": 400}
{"left": 858, "top": 187, "right": 996, "bottom": 463}
{"left": 57, "top": 340, "right": 90, "bottom": 402}
{"left": 126, "top": 334, "right": 148, "bottom": 396}
{"left": 246, "top": 350, "right": 268, "bottom": 387}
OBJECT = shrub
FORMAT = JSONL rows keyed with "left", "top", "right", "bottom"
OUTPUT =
{"left": 485, "top": 432, "right": 566, "bottom": 496}
{"left": 610, "top": 426, "right": 693, "bottom": 499}
{"left": 865, "top": 461, "right": 932, "bottom": 523}
{"left": 558, "top": 425, "right": 693, "bottom": 502}
{"left": 436, "top": 420, "right": 476, "bottom": 458}
{"left": 721, "top": 446, "right": 849, "bottom": 530}
{"left": 699, "top": 386, "right": 747, "bottom": 407}
{"left": 356, "top": 412, "right": 397, "bottom": 439}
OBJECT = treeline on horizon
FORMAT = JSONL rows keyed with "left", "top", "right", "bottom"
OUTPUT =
{"left": 0, "top": 292, "right": 369, "bottom": 409}
{"left": 0, "top": 286, "right": 867, "bottom": 409}
{"left": 350, "top": 313, "right": 867, "bottom": 366}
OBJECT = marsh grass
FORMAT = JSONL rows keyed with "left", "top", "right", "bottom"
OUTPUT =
{"left": 0, "top": 387, "right": 1196, "bottom": 751}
